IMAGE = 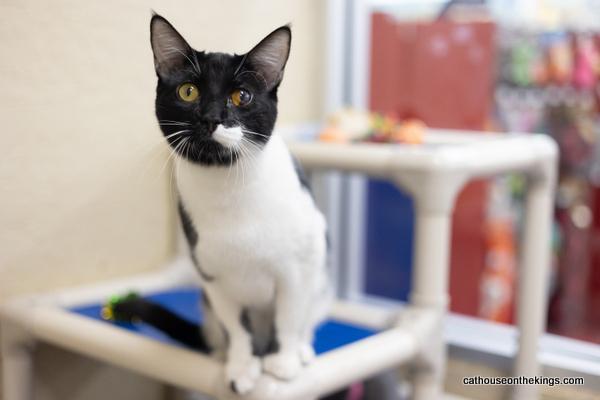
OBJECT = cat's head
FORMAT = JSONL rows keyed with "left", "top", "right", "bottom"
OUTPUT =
{"left": 150, "top": 14, "right": 291, "bottom": 166}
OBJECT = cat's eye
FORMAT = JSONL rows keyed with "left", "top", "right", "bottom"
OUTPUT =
{"left": 230, "top": 89, "right": 252, "bottom": 107}
{"left": 177, "top": 83, "right": 200, "bottom": 102}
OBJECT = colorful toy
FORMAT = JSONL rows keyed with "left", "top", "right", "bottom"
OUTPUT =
{"left": 318, "top": 108, "right": 426, "bottom": 145}
{"left": 101, "top": 291, "right": 141, "bottom": 322}
{"left": 573, "top": 34, "right": 598, "bottom": 89}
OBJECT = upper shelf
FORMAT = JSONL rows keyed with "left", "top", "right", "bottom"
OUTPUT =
{"left": 285, "top": 128, "right": 558, "bottom": 179}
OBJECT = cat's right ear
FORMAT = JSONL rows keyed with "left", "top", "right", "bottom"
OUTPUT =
{"left": 150, "top": 14, "right": 194, "bottom": 78}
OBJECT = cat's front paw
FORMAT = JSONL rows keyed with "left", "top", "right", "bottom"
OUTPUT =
{"left": 226, "top": 356, "right": 261, "bottom": 395}
{"left": 263, "top": 350, "right": 302, "bottom": 380}
{"left": 299, "top": 343, "right": 316, "bottom": 365}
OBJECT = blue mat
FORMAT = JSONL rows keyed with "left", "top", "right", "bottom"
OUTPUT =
{"left": 71, "top": 287, "right": 375, "bottom": 355}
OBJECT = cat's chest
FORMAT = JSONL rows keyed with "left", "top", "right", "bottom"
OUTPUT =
{"left": 179, "top": 169, "right": 298, "bottom": 241}
{"left": 176, "top": 137, "right": 310, "bottom": 269}
{"left": 178, "top": 160, "right": 303, "bottom": 307}
{"left": 189, "top": 193, "right": 303, "bottom": 268}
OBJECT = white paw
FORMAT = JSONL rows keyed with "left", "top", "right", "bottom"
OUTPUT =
{"left": 263, "top": 351, "right": 303, "bottom": 380}
{"left": 299, "top": 343, "right": 316, "bottom": 365}
{"left": 226, "top": 356, "right": 261, "bottom": 395}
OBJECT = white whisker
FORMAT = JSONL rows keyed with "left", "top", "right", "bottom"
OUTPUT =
{"left": 159, "top": 135, "right": 186, "bottom": 179}
{"left": 169, "top": 137, "right": 191, "bottom": 198}
{"left": 164, "top": 129, "right": 192, "bottom": 141}
{"left": 160, "top": 122, "right": 192, "bottom": 127}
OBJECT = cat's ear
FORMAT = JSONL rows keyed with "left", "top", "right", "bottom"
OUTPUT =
{"left": 150, "top": 14, "right": 194, "bottom": 78}
{"left": 242, "top": 25, "right": 291, "bottom": 91}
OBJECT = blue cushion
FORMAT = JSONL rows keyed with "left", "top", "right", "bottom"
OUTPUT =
{"left": 71, "top": 287, "right": 375, "bottom": 354}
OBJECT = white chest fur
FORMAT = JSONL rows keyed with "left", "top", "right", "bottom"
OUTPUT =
{"left": 175, "top": 135, "right": 327, "bottom": 308}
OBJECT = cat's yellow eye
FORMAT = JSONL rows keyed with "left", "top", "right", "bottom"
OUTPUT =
{"left": 177, "top": 83, "right": 200, "bottom": 102}
{"left": 230, "top": 89, "right": 252, "bottom": 107}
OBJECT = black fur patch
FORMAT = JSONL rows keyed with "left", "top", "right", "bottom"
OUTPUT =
{"left": 191, "top": 253, "right": 214, "bottom": 282}
{"left": 178, "top": 200, "right": 214, "bottom": 281}
{"left": 240, "top": 308, "right": 261, "bottom": 356}
{"left": 240, "top": 308, "right": 252, "bottom": 334}
{"left": 239, "top": 308, "right": 279, "bottom": 356}
{"left": 265, "top": 325, "right": 280, "bottom": 355}
{"left": 178, "top": 201, "right": 197, "bottom": 247}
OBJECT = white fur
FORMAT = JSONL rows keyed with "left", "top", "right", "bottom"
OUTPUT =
{"left": 175, "top": 133, "right": 331, "bottom": 393}
{"left": 212, "top": 124, "right": 243, "bottom": 148}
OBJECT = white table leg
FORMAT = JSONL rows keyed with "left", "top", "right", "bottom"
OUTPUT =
{"left": 398, "top": 173, "right": 465, "bottom": 400}
{"left": 512, "top": 167, "right": 555, "bottom": 400}
{"left": 1, "top": 323, "right": 35, "bottom": 400}
{"left": 410, "top": 211, "right": 451, "bottom": 400}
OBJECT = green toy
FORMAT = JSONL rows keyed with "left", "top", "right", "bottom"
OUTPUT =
{"left": 101, "top": 291, "right": 141, "bottom": 322}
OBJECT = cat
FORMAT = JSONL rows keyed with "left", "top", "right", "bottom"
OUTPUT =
{"left": 149, "top": 14, "right": 332, "bottom": 395}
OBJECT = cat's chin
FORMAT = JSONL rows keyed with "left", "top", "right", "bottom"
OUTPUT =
{"left": 174, "top": 139, "right": 240, "bottom": 167}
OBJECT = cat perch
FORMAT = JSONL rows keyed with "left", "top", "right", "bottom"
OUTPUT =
{"left": 1, "top": 129, "right": 557, "bottom": 400}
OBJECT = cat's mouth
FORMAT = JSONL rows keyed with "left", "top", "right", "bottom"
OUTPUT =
{"left": 211, "top": 124, "right": 243, "bottom": 148}
{"left": 165, "top": 123, "right": 266, "bottom": 167}
{"left": 165, "top": 125, "right": 244, "bottom": 167}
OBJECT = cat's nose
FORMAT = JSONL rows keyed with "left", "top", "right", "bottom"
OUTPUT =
{"left": 201, "top": 101, "right": 224, "bottom": 125}
{"left": 202, "top": 118, "right": 222, "bottom": 135}
{"left": 203, "top": 117, "right": 222, "bottom": 126}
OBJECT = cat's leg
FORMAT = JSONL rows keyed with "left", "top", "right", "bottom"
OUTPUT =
{"left": 200, "top": 292, "right": 227, "bottom": 361}
{"left": 263, "top": 271, "right": 310, "bottom": 380}
{"left": 299, "top": 283, "right": 333, "bottom": 365}
{"left": 299, "top": 329, "right": 316, "bottom": 365}
{"left": 203, "top": 285, "right": 261, "bottom": 395}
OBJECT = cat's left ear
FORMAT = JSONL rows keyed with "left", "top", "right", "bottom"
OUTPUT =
{"left": 150, "top": 14, "right": 195, "bottom": 78}
{"left": 242, "top": 25, "right": 291, "bottom": 91}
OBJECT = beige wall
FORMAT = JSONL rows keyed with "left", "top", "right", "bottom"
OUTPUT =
{"left": 0, "top": 0, "right": 324, "bottom": 301}
{"left": 0, "top": 1, "right": 324, "bottom": 398}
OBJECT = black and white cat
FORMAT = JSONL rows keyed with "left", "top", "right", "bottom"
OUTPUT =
{"left": 150, "top": 14, "right": 332, "bottom": 394}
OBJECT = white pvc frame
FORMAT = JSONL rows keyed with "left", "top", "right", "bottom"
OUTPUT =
{"left": 0, "top": 257, "right": 435, "bottom": 400}
{"left": 2, "top": 130, "right": 557, "bottom": 400}
{"left": 290, "top": 131, "right": 557, "bottom": 400}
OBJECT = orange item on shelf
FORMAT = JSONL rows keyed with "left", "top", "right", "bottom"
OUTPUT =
{"left": 318, "top": 109, "right": 426, "bottom": 144}
{"left": 391, "top": 119, "right": 426, "bottom": 144}
{"left": 318, "top": 126, "right": 348, "bottom": 143}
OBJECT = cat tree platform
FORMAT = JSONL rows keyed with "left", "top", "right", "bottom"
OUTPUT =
{"left": 1, "top": 129, "right": 557, "bottom": 400}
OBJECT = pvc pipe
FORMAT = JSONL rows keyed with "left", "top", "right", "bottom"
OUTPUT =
{"left": 247, "top": 327, "right": 420, "bottom": 400}
{"left": 288, "top": 133, "right": 557, "bottom": 181}
{"left": 1, "top": 324, "right": 34, "bottom": 400}
{"left": 2, "top": 302, "right": 434, "bottom": 400}
{"left": 410, "top": 212, "right": 452, "bottom": 309}
{"left": 512, "top": 170, "right": 555, "bottom": 400}
{"left": 2, "top": 304, "right": 223, "bottom": 395}
{"left": 289, "top": 141, "right": 404, "bottom": 178}
{"left": 330, "top": 300, "right": 395, "bottom": 329}
{"left": 1, "top": 345, "right": 34, "bottom": 400}
{"left": 409, "top": 211, "right": 452, "bottom": 399}
{"left": 403, "top": 170, "right": 463, "bottom": 400}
